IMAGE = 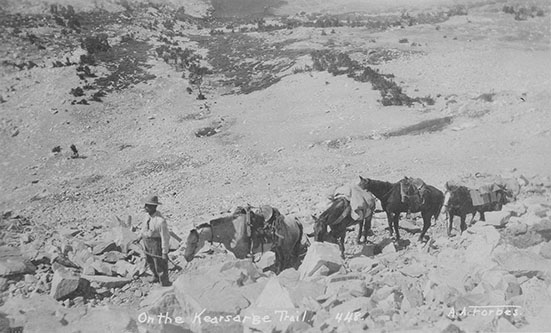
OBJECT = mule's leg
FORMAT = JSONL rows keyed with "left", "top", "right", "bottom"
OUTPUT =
{"left": 339, "top": 234, "right": 346, "bottom": 259}
{"left": 393, "top": 213, "right": 401, "bottom": 240}
{"left": 448, "top": 213, "right": 454, "bottom": 237}
{"left": 419, "top": 212, "right": 431, "bottom": 242}
{"left": 278, "top": 248, "right": 285, "bottom": 274}
{"left": 356, "top": 218, "right": 364, "bottom": 244}
{"left": 362, "top": 215, "right": 373, "bottom": 242}
{"left": 479, "top": 211, "right": 486, "bottom": 222}
{"left": 469, "top": 211, "right": 477, "bottom": 226}
{"left": 460, "top": 215, "right": 467, "bottom": 235}
{"left": 386, "top": 211, "right": 394, "bottom": 237}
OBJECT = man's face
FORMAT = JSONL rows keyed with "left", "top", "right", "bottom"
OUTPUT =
{"left": 144, "top": 204, "right": 156, "bottom": 214}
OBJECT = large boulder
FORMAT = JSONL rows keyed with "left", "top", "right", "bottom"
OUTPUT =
{"left": 68, "top": 248, "right": 94, "bottom": 268}
{"left": 63, "top": 307, "right": 137, "bottom": 333}
{"left": 172, "top": 259, "right": 266, "bottom": 316}
{"left": 0, "top": 295, "right": 64, "bottom": 329}
{"left": 325, "top": 274, "right": 371, "bottom": 298}
{"left": 325, "top": 297, "right": 370, "bottom": 328}
{"left": 91, "top": 260, "right": 114, "bottom": 276}
{"left": 277, "top": 269, "right": 325, "bottom": 308}
{"left": 81, "top": 275, "right": 132, "bottom": 289}
{"left": 465, "top": 225, "right": 501, "bottom": 265}
{"left": 493, "top": 249, "right": 551, "bottom": 276}
{"left": 506, "top": 219, "right": 528, "bottom": 235}
{"left": 50, "top": 268, "right": 88, "bottom": 300}
{"left": 0, "top": 246, "right": 36, "bottom": 277}
{"left": 298, "top": 242, "right": 343, "bottom": 280}
{"left": 483, "top": 211, "right": 511, "bottom": 227}
{"left": 92, "top": 242, "right": 119, "bottom": 255}
{"left": 348, "top": 256, "right": 377, "bottom": 272}
{"left": 502, "top": 202, "right": 527, "bottom": 217}
{"left": 102, "top": 251, "right": 126, "bottom": 263}
{"left": 241, "top": 277, "right": 300, "bottom": 333}
{"left": 171, "top": 261, "right": 267, "bottom": 333}
{"left": 540, "top": 241, "right": 551, "bottom": 259}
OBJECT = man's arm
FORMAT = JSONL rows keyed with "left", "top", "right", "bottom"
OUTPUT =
{"left": 160, "top": 218, "right": 170, "bottom": 255}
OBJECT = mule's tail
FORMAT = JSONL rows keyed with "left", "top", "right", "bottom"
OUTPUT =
{"left": 434, "top": 195, "right": 444, "bottom": 223}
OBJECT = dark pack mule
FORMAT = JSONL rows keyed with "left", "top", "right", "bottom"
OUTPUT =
{"left": 359, "top": 176, "right": 444, "bottom": 242}
{"left": 257, "top": 206, "right": 304, "bottom": 274}
{"left": 443, "top": 183, "right": 508, "bottom": 236}
{"left": 313, "top": 193, "right": 375, "bottom": 258}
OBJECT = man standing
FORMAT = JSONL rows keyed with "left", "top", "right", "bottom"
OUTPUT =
{"left": 140, "top": 195, "right": 171, "bottom": 286}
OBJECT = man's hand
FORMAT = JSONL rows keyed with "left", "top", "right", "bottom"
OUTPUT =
{"left": 162, "top": 253, "right": 168, "bottom": 261}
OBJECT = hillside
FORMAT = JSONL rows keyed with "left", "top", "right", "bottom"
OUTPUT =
{"left": 0, "top": 0, "right": 550, "bottom": 332}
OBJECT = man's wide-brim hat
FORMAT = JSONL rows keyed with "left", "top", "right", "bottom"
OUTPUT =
{"left": 143, "top": 195, "right": 162, "bottom": 206}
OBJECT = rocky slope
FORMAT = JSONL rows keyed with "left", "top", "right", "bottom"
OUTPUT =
{"left": 0, "top": 0, "right": 550, "bottom": 332}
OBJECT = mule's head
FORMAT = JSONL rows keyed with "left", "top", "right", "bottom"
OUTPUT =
{"left": 358, "top": 176, "right": 371, "bottom": 191}
{"left": 443, "top": 183, "right": 469, "bottom": 211}
{"left": 183, "top": 229, "right": 201, "bottom": 262}
{"left": 312, "top": 215, "right": 328, "bottom": 242}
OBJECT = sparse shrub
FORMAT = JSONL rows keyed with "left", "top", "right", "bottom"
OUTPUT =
{"left": 503, "top": 5, "right": 515, "bottom": 14}
{"left": 174, "top": 7, "right": 187, "bottom": 21}
{"left": 163, "top": 19, "right": 175, "bottom": 31}
{"left": 448, "top": 5, "right": 468, "bottom": 17}
{"left": 399, "top": 38, "right": 409, "bottom": 43}
{"left": 189, "top": 64, "right": 211, "bottom": 99}
{"left": 91, "top": 90, "right": 106, "bottom": 102}
{"left": 503, "top": 5, "right": 545, "bottom": 20}
{"left": 80, "top": 54, "right": 96, "bottom": 65}
{"left": 210, "top": 29, "right": 224, "bottom": 36}
{"left": 81, "top": 34, "right": 110, "bottom": 54}
{"left": 70, "top": 87, "right": 84, "bottom": 97}
{"left": 515, "top": 7, "right": 529, "bottom": 20}
{"left": 310, "top": 50, "right": 432, "bottom": 106}
{"left": 321, "top": 30, "right": 327, "bottom": 36}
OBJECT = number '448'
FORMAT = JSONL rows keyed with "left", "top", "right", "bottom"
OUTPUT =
{"left": 335, "top": 311, "right": 362, "bottom": 323}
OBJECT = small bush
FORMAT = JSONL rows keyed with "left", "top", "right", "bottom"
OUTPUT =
{"left": 70, "top": 87, "right": 84, "bottom": 97}
{"left": 448, "top": 5, "right": 468, "bottom": 17}
{"left": 81, "top": 34, "right": 110, "bottom": 54}
{"left": 399, "top": 38, "right": 409, "bottom": 43}
{"left": 310, "top": 50, "right": 432, "bottom": 107}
